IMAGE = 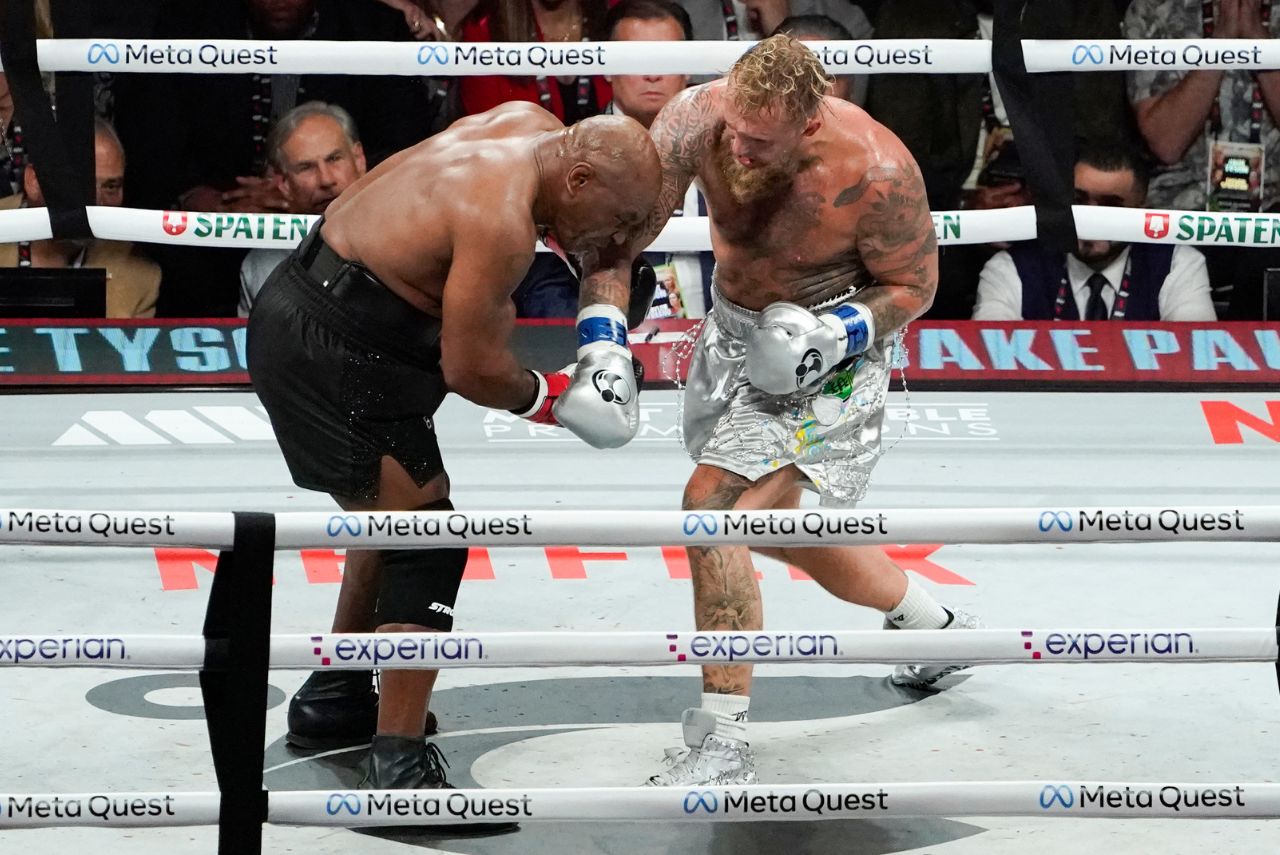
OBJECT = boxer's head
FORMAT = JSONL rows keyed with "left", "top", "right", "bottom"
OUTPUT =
{"left": 536, "top": 114, "right": 661, "bottom": 255}
{"left": 721, "top": 34, "right": 831, "bottom": 203}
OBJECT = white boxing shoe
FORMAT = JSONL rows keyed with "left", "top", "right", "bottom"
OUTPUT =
{"left": 644, "top": 708, "right": 757, "bottom": 786}
{"left": 886, "top": 608, "right": 985, "bottom": 689}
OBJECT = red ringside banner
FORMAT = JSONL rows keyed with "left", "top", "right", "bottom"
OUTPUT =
{"left": 0, "top": 318, "right": 1275, "bottom": 388}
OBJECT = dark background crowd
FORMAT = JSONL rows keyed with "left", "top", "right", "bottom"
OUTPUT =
{"left": 1, "top": 0, "right": 1276, "bottom": 323}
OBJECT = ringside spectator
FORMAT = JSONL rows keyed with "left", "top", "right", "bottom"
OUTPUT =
{"left": 458, "top": 0, "right": 612, "bottom": 122}
{"left": 973, "top": 140, "right": 1215, "bottom": 321}
{"left": 112, "top": 0, "right": 433, "bottom": 317}
{"left": 0, "top": 120, "right": 160, "bottom": 318}
{"left": 675, "top": 0, "right": 871, "bottom": 45}
{"left": 1125, "top": 0, "right": 1280, "bottom": 318}
{"left": 238, "top": 102, "right": 367, "bottom": 316}
{"left": 605, "top": 0, "right": 715, "bottom": 317}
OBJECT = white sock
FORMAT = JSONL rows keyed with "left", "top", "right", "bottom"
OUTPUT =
{"left": 885, "top": 577, "right": 951, "bottom": 630}
{"left": 701, "top": 692, "right": 749, "bottom": 741}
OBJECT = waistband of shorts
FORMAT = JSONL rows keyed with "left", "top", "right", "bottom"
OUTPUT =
{"left": 291, "top": 221, "right": 442, "bottom": 357}
{"left": 710, "top": 281, "right": 863, "bottom": 335}
{"left": 710, "top": 284, "right": 761, "bottom": 335}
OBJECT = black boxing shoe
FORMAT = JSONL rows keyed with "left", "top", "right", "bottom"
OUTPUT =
{"left": 287, "top": 670, "right": 378, "bottom": 749}
{"left": 359, "top": 735, "right": 520, "bottom": 835}
{"left": 286, "top": 670, "right": 438, "bottom": 749}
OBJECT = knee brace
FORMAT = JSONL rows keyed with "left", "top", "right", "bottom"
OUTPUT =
{"left": 375, "top": 498, "right": 467, "bottom": 632}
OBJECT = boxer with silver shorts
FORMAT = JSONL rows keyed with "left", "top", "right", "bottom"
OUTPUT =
{"left": 579, "top": 35, "right": 985, "bottom": 788}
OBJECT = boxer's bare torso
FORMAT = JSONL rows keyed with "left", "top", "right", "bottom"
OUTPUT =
{"left": 322, "top": 103, "right": 562, "bottom": 318}
{"left": 646, "top": 81, "right": 937, "bottom": 331}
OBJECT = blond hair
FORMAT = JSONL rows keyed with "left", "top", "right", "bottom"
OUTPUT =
{"left": 728, "top": 34, "right": 832, "bottom": 123}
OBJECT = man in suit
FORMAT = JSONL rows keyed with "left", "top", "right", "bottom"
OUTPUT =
{"left": 973, "top": 140, "right": 1216, "bottom": 321}
{"left": 0, "top": 119, "right": 159, "bottom": 318}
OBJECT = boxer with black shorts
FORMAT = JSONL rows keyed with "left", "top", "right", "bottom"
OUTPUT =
{"left": 248, "top": 102, "right": 660, "bottom": 818}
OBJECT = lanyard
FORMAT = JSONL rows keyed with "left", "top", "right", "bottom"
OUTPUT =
{"left": 250, "top": 73, "right": 273, "bottom": 173}
{"left": 980, "top": 76, "right": 1001, "bottom": 132}
{"left": 721, "top": 0, "right": 740, "bottom": 39}
{"left": 1203, "top": 0, "right": 1271, "bottom": 143}
{"left": 533, "top": 15, "right": 593, "bottom": 119}
{"left": 3, "top": 120, "right": 24, "bottom": 195}
{"left": 535, "top": 70, "right": 592, "bottom": 119}
{"left": 1054, "top": 255, "right": 1132, "bottom": 321}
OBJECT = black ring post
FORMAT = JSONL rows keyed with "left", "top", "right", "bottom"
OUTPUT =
{"left": 201, "top": 512, "right": 276, "bottom": 855}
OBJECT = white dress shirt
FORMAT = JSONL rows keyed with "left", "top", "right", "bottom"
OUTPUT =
{"left": 972, "top": 244, "right": 1217, "bottom": 321}
{"left": 238, "top": 247, "right": 291, "bottom": 317}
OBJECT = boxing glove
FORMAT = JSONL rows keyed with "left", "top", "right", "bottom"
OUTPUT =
{"left": 553, "top": 304, "right": 642, "bottom": 448}
{"left": 627, "top": 257, "right": 658, "bottom": 330}
{"left": 745, "top": 301, "right": 876, "bottom": 395}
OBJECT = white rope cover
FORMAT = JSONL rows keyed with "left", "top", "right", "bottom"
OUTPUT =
{"left": 0, "top": 506, "right": 1273, "bottom": 549}
{"left": 0, "top": 628, "right": 1273, "bottom": 669}
{"left": 3, "top": 782, "right": 1278, "bottom": 828}
{"left": 1024, "top": 38, "right": 1280, "bottom": 72}
{"left": 8, "top": 38, "right": 1280, "bottom": 76}
{"left": 12, "top": 205, "right": 1280, "bottom": 251}
{"left": 15, "top": 38, "right": 991, "bottom": 76}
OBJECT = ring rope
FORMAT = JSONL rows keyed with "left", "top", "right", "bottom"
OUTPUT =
{"left": 3, "top": 781, "right": 1279, "bottom": 829}
{"left": 3, "top": 38, "right": 1279, "bottom": 76}
{"left": 1, "top": 205, "right": 1274, "bottom": 251}
{"left": 0, "top": 506, "right": 1273, "bottom": 549}
{"left": 0, "top": 628, "right": 1275, "bottom": 669}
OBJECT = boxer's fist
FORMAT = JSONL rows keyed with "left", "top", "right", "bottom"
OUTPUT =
{"left": 511, "top": 366, "right": 575, "bottom": 425}
{"left": 553, "top": 347, "right": 642, "bottom": 448}
{"left": 745, "top": 301, "right": 875, "bottom": 395}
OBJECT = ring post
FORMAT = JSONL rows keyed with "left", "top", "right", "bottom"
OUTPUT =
{"left": 200, "top": 512, "right": 276, "bottom": 855}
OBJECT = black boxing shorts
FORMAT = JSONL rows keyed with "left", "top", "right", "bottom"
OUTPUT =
{"left": 247, "top": 223, "right": 447, "bottom": 502}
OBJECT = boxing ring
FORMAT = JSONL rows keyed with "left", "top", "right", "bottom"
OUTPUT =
{"left": 2, "top": 16, "right": 1280, "bottom": 855}
{"left": 3, "top": 387, "right": 1280, "bottom": 855}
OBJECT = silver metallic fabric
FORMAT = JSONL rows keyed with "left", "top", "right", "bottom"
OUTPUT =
{"left": 680, "top": 287, "right": 894, "bottom": 507}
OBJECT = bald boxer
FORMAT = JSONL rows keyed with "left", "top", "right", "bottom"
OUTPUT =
{"left": 248, "top": 102, "right": 660, "bottom": 814}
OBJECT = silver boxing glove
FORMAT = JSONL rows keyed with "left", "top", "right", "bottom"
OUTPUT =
{"left": 552, "top": 305, "right": 642, "bottom": 448}
{"left": 744, "top": 301, "right": 876, "bottom": 394}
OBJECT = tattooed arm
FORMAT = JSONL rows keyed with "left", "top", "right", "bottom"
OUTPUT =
{"left": 577, "top": 85, "right": 721, "bottom": 315}
{"left": 839, "top": 158, "right": 939, "bottom": 335}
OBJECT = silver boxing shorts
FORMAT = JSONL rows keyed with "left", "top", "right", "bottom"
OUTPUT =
{"left": 680, "top": 288, "right": 895, "bottom": 507}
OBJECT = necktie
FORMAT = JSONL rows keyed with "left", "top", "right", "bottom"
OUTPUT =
{"left": 1084, "top": 273, "right": 1110, "bottom": 321}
